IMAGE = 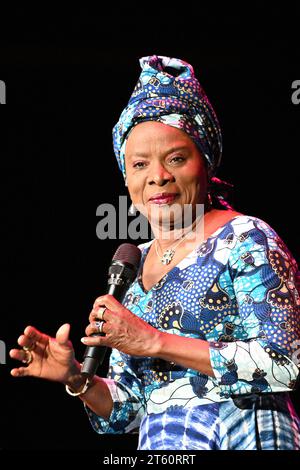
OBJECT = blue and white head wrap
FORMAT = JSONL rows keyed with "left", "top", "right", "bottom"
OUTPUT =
{"left": 112, "top": 55, "right": 223, "bottom": 180}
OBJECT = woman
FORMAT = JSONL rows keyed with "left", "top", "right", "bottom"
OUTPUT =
{"left": 10, "top": 55, "right": 300, "bottom": 450}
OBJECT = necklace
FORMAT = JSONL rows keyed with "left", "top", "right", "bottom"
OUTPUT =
{"left": 155, "top": 226, "right": 197, "bottom": 265}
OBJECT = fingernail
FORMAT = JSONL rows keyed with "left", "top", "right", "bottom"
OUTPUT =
{"left": 81, "top": 338, "right": 87, "bottom": 344}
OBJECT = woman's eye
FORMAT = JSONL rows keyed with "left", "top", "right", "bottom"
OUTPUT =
{"left": 169, "top": 155, "right": 185, "bottom": 164}
{"left": 133, "top": 161, "right": 147, "bottom": 169}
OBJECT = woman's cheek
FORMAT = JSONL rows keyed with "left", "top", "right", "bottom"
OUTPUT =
{"left": 128, "top": 183, "right": 147, "bottom": 213}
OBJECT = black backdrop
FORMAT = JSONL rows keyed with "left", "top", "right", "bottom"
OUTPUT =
{"left": 0, "top": 5, "right": 300, "bottom": 453}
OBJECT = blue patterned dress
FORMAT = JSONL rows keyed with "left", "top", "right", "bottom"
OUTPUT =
{"left": 86, "top": 215, "right": 300, "bottom": 449}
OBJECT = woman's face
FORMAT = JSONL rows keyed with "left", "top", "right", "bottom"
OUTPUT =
{"left": 124, "top": 121, "right": 208, "bottom": 229}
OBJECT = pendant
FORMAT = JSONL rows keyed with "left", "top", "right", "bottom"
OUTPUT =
{"left": 160, "top": 248, "right": 175, "bottom": 265}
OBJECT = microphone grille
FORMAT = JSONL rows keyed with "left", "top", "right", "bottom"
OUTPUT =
{"left": 112, "top": 243, "right": 141, "bottom": 268}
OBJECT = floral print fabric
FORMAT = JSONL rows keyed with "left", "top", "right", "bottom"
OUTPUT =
{"left": 86, "top": 215, "right": 300, "bottom": 442}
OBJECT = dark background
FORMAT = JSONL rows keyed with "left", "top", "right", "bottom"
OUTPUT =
{"left": 0, "top": 4, "right": 299, "bottom": 452}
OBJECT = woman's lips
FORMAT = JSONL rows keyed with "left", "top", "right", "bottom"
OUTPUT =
{"left": 148, "top": 193, "right": 179, "bottom": 205}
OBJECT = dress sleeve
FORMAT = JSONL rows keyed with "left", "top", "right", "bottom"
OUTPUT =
{"left": 85, "top": 348, "right": 146, "bottom": 434}
{"left": 208, "top": 218, "right": 300, "bottom": 398}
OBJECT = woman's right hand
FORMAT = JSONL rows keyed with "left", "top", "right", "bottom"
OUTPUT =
{"left": 9, "top": 323, "right": 80, "bottom": 385}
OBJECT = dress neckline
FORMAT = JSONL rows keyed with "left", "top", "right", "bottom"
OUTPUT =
{"left": 137, "top": 214, "right": 243, "bottom": 294}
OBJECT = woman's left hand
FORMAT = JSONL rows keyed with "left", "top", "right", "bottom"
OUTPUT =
{"left": 83, "top": 294, "right": 162, "bottom": 357}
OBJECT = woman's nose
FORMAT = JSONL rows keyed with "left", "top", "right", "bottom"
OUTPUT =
{"left": 149, "top": 163, "right": 175, "bottom": 186}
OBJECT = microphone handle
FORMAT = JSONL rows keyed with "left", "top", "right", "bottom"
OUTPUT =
{"left": 80, "top": 282, "right": 127, "bottom": 377}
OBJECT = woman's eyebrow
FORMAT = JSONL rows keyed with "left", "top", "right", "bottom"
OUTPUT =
{"left": 165, "top": 146, "right": 188, "bottom": 155}
{"left": 129, "top": 146, "right": 189, "bottom": 159}
{"left": 129, "top": 151, "right": 149, "bottom": 158}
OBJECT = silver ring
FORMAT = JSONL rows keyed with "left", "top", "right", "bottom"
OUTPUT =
{"left": 97, "top": 307, "right": 107, "bottom": 321}
{"left": 22, "top": 349, "right": 33, "bottom": 364}
{"left": 95, "top": 321, "right": 105, "bottom": 334}
{"left": 23, "top": 343, "right": 36, "bottom": 352}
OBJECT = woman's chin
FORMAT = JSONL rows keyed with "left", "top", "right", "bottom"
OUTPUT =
{"left": 147, "top": 202, "right": 200, "bottom": 230}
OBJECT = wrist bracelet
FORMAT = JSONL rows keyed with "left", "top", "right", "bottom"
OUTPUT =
{"left": 65, "top": 377, "right": 91, "bottom": 397}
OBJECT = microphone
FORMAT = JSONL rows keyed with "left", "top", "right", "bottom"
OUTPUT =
{"left": 81, "top": 243, "right": 141, "bottom": 377}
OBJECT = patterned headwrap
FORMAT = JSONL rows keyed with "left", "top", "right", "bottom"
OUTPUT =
{"left": 112, "top": 55, "right": 223, "bottom": 179}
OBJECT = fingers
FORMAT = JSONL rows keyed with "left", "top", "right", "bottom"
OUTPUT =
{"left": 10, "top": 348, "right": 34, "bottom": 377}
{"left": 85, "top": 294, "right": 126, "bottom": 346}
{"left": 17, "top": 325, "right": 45, "bottom": 350}
{"left": 89, "top": 306, "right": 108, "bottom": 323}
{"left": 9, "top": 348, "right": 30, "bottom": 363}
{"left": 85, "top": 321, "right": 107, "bottom": 337}
{"left": 24, "top": 325, "right": 44, "bottom": 342}
{"left": 89, "top": 294, "right": 123, "bottom": 323}
{"left": 93, "top": 294, "right": 122, "bottom": 312}
{"left": 10, "top": 325, "right": 40, "bottom": 375}
{"left": 17, "top": 327, "right": 44, "bottom": 350}
{"left": 89, "top": 310, "right": 97, "bottom": 323}
{"left": 10, "top": 366, "right": 31, "bottom": 377}
{"left": 56, "top": 323, "right": 71, "bottom": 346}
{"left": 17, "top": 334, "right": 37, "bottom": 350}
{"left": 81, "top": 333, "right": 107, "bottom": 347}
